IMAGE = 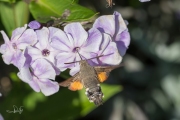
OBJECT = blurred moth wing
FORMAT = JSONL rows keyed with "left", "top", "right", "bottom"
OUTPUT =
{"left": 59, "top": 73, "right": 83, "bottom": 91}
{"left": 95, "top": 65, "right": 122, "bottom": 82}
{"left": 59, "top": 64, "right": 122, "bottom": 91}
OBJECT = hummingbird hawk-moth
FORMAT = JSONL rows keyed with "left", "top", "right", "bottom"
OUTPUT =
{"left": 106, "top": 0, "right": 115, "bottom": 8}
{"left": 59, "top": 51, "right": 122, "bottom": 106}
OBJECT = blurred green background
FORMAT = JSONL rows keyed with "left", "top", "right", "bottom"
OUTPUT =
{"left": 0, "top": 0, "right": 180, "bottom": 120}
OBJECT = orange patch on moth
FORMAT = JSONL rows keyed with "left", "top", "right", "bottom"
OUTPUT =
{"left": 98, "top": 72, "right": 108, "bottom": 82}
{"left": 69, "top": 81, "right": 83, "bottom": 91}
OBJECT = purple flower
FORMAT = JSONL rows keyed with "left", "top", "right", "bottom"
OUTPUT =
{"left": 51, "top": 23, "right": 103, "bottom": 75}
{"left": 139, "top": 0, "right": 150, "bottom": 2}
{"left": 51, "top": 22, "right": 121, "bottom": 75}
{"left": 93, "top": 11, "right": 130, "bottom": 56}
{"left": 18, "top": 59, "right": 59, "bottom": 96}
{"left": 26, "top": 27, "right": 60, "bottom": 74}
{"left": 97, "top": 33, "right": 122, "bottom": 65}
{"left": 28, "top": 20, "right": 41, "bottom": 29}
{"left": 0, "top": 12, "right": 127, "bottom": 95}
{"left": 0, "top": 24, "right": 37, "bottom": 68}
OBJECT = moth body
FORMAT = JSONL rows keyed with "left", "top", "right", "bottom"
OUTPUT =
{"left": 79, "top": 60, "right": 103, "bottom": 106}
{"left": 59, "top": 55, "right": 122, "bottom": 106}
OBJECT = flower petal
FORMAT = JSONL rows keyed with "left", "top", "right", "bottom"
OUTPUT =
{"left": 115, "top": 30, "right": 130, "bottom": 47}
{"left": 79, "top": 50, "right": 97, "bottom": 59}
{"left": 115, "top": 30, "right": 130, "bottom": 56}
{"left": 28, "top": 43, "right": 57, "bottom": 65}
{"left": 26, "top": 46, "right": 42, "bottom": 62}
{"left": 99, "top": 42, "right": 122, "bottom": 65}
{"left": 2, "top": 51, "right": 14, "bottom": 65}
{"left": 64, "top": 23, "right": 88, "bottom": 47}
{"left": 16, "top": 29, "right": 37, "bottom": 49}
{"left": 0, "top": 31, "right": 10, "bottom": 43}
{"left": 81, "top": 28, "right": 102, "bottom": 53}
{"left": 0, "top": 44, "right": 8, "bottom": 54}
{"left": 99, "top": 33, "right": 111, "bottom": 54}
{"left": 93, "top": 11, "right": 128, "bottom": 40}
{"left": 11, "top": 24, "right": 27, "bottom": 42}
{"left": 28, "top": 20, "right": 41, "bottom": 29}
{"left": 93, "top": 15, "right": 115, "bottom": 37}
{"left": 28, "top": 79, "right": 41, "bottom": 92}
{"left": 78, "top": 50, "right": 98, "bottom": 65}
{"left": 51, "top": 29, "right": 72, "bottom": 51}
{"left": 19, "top": 70, "right": 40, "bottom": 92}
{"left": 113, "top": 11, "right": 127, "bottom": 35}
{"left": 56, "top": 52, "right": 76, "bottom": 70}
{"left": 17, "top": 66, "right": 33, "bottom": 83}
{"left": 37, "top": 79, "right": 59, "bottom": 96}
{"left": 70, "top": 63, "right": 80, "bottom": 76}
{"left": 31, "top": 59, "right": 56, "bottom": 80}
{"left": 49, "top": 27, "right": 61, "bottom": 40}
{"left": 84, "top": 33, "right": 111, "bottom": 66}
{"left": 35, "top": 27, "right": 49, "bottom": 49}
{"left": 11, "top": 50, "right": 26, "bottom": 68}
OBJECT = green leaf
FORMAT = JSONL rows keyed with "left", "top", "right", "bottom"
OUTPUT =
{"left": 23, "top": 92, "right": 47, "bottom": 111}
{"left": 29, "top": 0, "right": 97, "bottom": 23}
{"left": 71, "top": 0, "right": 79, "bottom": 3}
{"left": 0, "top": 0, "right": 16, "bottom": 3}
{"left": 9, "top": 72, "right": 20, "bottom": 82}
{"left": 0, "top": 79, "right": 122, "bottom": 120}
{"left": 0, "top": 1, "right": 29, "bottom": 36}
{"left": 60, "top": 70, "right": 71, "bottom": 79}
{"left": 79, "top": 84, "right": 123, "bottom": 116}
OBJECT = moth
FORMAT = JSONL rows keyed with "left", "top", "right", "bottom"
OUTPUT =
{"left": 106, "top": 0, "right": 115, "bottom": 8}
{"left": 59, "top": 52, "right": 122, "bottom": 106}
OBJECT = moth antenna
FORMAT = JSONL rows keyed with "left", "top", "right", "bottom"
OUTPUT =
{"left": 64, "top": 54, "right": 104, "bottom": 64}
{"left": 64, "top": 48, "right": 83, "bottom": 64}
{"left": 76, "top": 48, "right": 83, "bottom": 60}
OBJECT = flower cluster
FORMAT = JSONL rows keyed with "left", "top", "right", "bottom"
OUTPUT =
{"left": 0, "top": 11, "right": 130, "bottom": 96}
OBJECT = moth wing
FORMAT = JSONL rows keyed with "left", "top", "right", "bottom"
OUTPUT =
{"left": 97, "top": 71, "right": 110, "bottom": 83}
{"left": 59, "top": 76, "right": 76, "bottom": 87}
{"left": 59, "top": 73, "right": 83, "bottom": 91}
{"left": 95, "top": 64, "right": 123, "bottom": 72}
{"left": 95, "top": 64, "right": 123, "bottom": 83}
{"left": 68, "top": 80, "right": 83, "bottom": 91}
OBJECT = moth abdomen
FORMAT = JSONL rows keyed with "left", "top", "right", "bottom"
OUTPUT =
{"left": 85, "top": 84, "right": 104, "bottom": 106}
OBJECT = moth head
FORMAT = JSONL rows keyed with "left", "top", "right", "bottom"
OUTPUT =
{"left": 79, "top": 60, "right": 88, "bottom": 66}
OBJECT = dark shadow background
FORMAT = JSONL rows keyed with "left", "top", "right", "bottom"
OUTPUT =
{"left": 1, "top": 0, "right": 180, "bottom": 120}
